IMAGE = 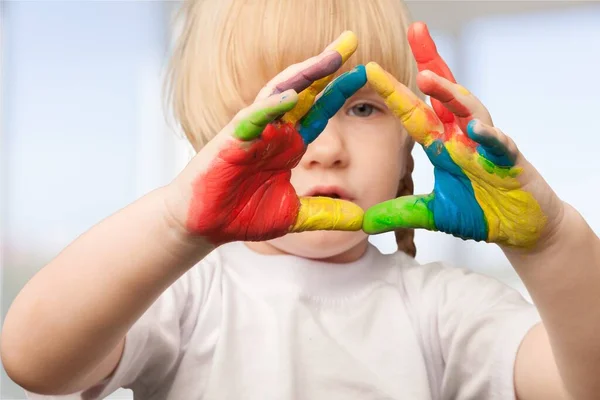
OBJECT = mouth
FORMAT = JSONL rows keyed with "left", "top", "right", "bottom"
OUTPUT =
{"left": 304, "top": 186, "right": 354, "bottom": 201}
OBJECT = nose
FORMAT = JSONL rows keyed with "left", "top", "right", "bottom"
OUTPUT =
{"left": 300, "top": 118, "right": 349, "bottom": 169}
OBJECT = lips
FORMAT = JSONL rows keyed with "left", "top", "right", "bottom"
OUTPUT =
{"left": 303, "top": 186, "right": 353, "bottom": 201}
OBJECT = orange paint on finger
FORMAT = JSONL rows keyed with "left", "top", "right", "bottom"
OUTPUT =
{"left": 408, "top": 22, "right": 457, "bottom": 83}
{"left": 409, "top": 22, "right": 457, "bottom": 124}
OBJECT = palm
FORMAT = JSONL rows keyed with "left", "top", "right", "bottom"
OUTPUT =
{"left": 363, "top": 23, "right": 547, "bottom": 248}
{"left": 422, "top": 120, "right": 543, "bottom": 246}
{"left": 193, "top": 122, "right": 305, "bottom": 244}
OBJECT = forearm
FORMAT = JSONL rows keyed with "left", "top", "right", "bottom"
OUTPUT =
{"left": 504, "top": 202, "right": 600, "bottom": 400}
{"left": 1, "top": 185, "right": 212, "bottom": 395}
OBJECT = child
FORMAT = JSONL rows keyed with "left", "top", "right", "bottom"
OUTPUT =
{"left": 3, "top": 0, "right": 600, "bottom": 399}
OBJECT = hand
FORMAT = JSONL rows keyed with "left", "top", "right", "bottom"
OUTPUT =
{"left": 363, "top": 23, "right": 564, "bottom": 249}
{"left": 168, "top": 32, "right": 367, "bottom": 245}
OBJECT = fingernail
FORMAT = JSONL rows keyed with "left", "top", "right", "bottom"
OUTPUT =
{"left": 280, "top": 89, "right": 295, "bottom": 101}
{"left": 467, "top": 119, "right": 479, "bottom": 134}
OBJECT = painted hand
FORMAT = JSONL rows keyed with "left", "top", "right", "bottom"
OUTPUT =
{"left": 170, "top": 32, "right": 367, "bottom": 245}
{"left": 363, "top": 23, "right": 563, "bottom": 249}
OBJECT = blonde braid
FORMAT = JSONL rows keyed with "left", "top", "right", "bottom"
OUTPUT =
{"left": 394, "top": 139, "right": 417, "bottom": 257}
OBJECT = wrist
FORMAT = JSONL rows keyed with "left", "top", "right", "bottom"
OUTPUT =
{"left": 502, "top": 202, "right": 592, "bottom": 264}
{"left": 158, "top": 183, "right": 216, "bottom": 254}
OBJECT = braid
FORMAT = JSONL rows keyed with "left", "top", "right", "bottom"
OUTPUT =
{"left": 394, "top": 139, "right": 417, "bottom": 257}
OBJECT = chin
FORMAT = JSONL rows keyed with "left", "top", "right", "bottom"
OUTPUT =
{"left": 268, "top": 229, "right": 368, "bottom": 261}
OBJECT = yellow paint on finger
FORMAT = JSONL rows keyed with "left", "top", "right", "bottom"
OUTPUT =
{"left": 282, "top": 85, "right": 321, "bottom": 125}
{"left": 445, "top": 140, "right": 547, "bottom": 248}
{"left": 366, "top": 62, "right": 442, "bottom": 147}
{"left": 290, "top": 196, "right": 364, "bottom": 232}
{"left": 456, "top": 84, "right": 471, "bottom": 96}
{"left": 282, "top": 32, "right": 358, "bottom": 125}
{"left": 331, "top": 31, "right": 359, "bottom": 63}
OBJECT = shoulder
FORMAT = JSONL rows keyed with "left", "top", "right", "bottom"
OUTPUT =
{"left": 382, "top": 249, "right": 533, "bottom": 313}
{"left": 388, "top": 249, "right": 494, "bottom": 287}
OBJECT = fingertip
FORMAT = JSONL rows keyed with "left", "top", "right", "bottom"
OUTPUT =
{"left": 366, "top": 61, "right": 382, "bottom": 73}
{"left": 366, "top": 62, "right": 394, "bottom": 97}
{"left": 328, "top": 31, "right": 358, "bottom": 62}
{"left": 408, "top": 22, "right": 435, "bottom": 53}
{"left": 416, "top": 70, "right": 438, "bottom": 94}
{"left": 353, "top": 63, "right": 367, "bottom": 75}
{"left": 469, "top": 118, "right": 495, "bottom": 135}
{"left": 418, "top": 69, "right": 437, "bottom": 79}
{"left": 466, "top": 119, "right": 479, "bottom": 138}
{"left": 279, "top": 89, "right": 299, "bottom": 105}
{"left": 342, "top": 64, "right": 367, "bottom": 89}
{"left": 410, "top": 21, "right": 429, "bottom": 34}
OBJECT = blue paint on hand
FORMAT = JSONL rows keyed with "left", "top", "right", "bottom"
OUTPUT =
{"left": 298, "top": 65, "right": 367, "bottom": 145}
{"left": 466, "top": 119, "right": 514, "bottom": 167}
{"left": 425, "top": 140, "right": 488, "bottom": 241}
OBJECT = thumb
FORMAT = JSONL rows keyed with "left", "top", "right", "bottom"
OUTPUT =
{"left": 290, "top": 197, "right": 364, "bottom": 232}
{"left": 363, "top": 194, "right": 436, "bottom": 234}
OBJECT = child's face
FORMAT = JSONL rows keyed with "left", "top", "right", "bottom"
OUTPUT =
{"left": 248, "top": 86, "right": 409, "bottom": 262}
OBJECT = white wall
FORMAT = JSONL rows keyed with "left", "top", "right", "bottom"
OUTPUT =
{"left": 2, "top": 1, "right": 600, "bottom": 398}
{"left": 1, "top": 2, "right": 172, "bottom": 398}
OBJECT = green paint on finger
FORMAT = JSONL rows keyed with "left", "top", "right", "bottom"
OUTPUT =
{"left": 477, "top": 156, "right": 520, "bottom": 179}
{"left": 363, "top": 194, "right": 437, "bottom": 234}
{"left": 234, "top": 95, "right": 297, "bottom": 141}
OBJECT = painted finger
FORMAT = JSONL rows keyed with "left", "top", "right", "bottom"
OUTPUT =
{"left": 256, "top": 31, "right": 357, "bottom": 100}
{"left": 255, "top": 31, "right": 357, "bottom": 102}
{"left": 362, "top": 194, "right": 436, "bottom": 234}
{"left": 281, "top": 31, "right": 359, "bottom": 125}
{"left": 417, "top": 70, "right": 492, "bottom": 133}
{"left": 408, "top": 22, "right": 457, "bottom": 82}
{"left": 297, "top": 65, "right": 367, "bottom": 145}
{"left": 232, "top": 89, "right": 298, "bottom": 141}
{"left": 290, "top": 197, "right": 364, "bottom": 232}
{"left": 408, "top": 22, "right": 458, "bottom": 124}
{"left": 366, "top": 62, "right": 443, "bottom": 147}
{"left": 467, "top": 120, "right": 516, "bottom": 167}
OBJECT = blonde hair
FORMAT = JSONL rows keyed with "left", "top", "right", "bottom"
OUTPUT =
{"left": 166, "top": 0, "right": 420, "bottom": 256}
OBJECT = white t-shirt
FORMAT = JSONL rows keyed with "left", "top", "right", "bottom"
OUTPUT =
{"left": 28, "top": 242, "right": 540, "bottom": 400}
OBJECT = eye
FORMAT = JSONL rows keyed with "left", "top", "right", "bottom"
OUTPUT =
{"left": 347, "top": 103, "right": 378, "bottom": 118}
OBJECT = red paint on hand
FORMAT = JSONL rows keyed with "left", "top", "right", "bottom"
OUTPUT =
{"left": 408, "top": 22, "right": 458, "bottom": 125}
{"left": 186, "top": 122, "right": 305, "bottom": 245}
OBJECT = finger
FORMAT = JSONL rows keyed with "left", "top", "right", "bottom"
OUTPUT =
{"left": 290, "top": 197, "right": 364, "bottom": 232}
{"left": 417, "top": 70, "right": 493, "bottom": 133}
{"left": 281, "top": 31, "right": 359, "bottom": 125}
{"left": 408, "top": 22, "right": 457, "bottom": 124}
{"left": 408, "top": 22, "right": 457, "bottom": 82}
{"left": 467, "top": 120, "right": 517, "bottom": 167}
{"left": 232, "top": 89, "right": 298, "bottom": 141}
{"left": 255, "top": 31, "right": 357, "bottom": 102}
{"left": 366, "top": 62, "right": 443, "bottom": 147}
{"left": 297, "top": 65, "right": 367, "bottom": 145}
{"left": 363, "top": 194, "right": 436, "bottom": 234}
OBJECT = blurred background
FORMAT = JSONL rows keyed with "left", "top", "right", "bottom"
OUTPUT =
{"left": 1, "top": 1, "right": 599, "bottom": 398}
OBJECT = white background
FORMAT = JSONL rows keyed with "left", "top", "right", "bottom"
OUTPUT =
{"left": 1, "top": 1, "right": 599, "bottom": 398}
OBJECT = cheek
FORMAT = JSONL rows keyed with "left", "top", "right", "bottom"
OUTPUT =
{"left": 352, "top": 123, "right": 405, "bottom": 203}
